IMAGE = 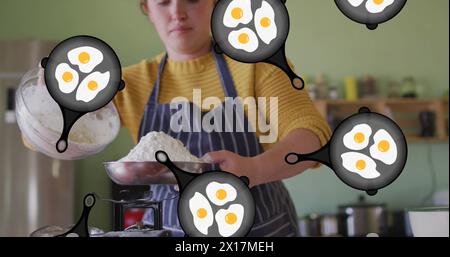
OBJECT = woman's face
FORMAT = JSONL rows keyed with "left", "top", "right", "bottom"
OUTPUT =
{"left": 143, "top": 0, "right": 215, "bottom": 56}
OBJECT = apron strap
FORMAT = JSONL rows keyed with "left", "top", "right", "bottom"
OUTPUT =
{"left": 148, "top": 54, "right": 169, "bottom": 105}
{"left": 146, "top": 49, "right": 238, "bottom": 106}
{"left": 212, "top": 50, "right": 238, "bottom": 98}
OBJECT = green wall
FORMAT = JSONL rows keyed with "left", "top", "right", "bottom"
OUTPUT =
{"left": 1, "top": 0, "right": 448, "bottom": 232}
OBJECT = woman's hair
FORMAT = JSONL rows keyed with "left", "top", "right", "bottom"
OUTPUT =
{"left": 140, "top": 0, "right": 147, "bottom": 15}
{"left": 140, "top": 0, "right": 218, "bottom": 15}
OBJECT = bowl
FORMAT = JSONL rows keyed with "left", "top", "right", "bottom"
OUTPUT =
{"left": 29, "top": 225, "right": 104, "bottom": 237}
{"left": 104, "top": 161, "right": 215, "bottom": 185}
{"left": 408, "top": 207, "right": 449, "bottom": 237}
{"left": 15, "top": 68, "right": 121, "bottom": 160}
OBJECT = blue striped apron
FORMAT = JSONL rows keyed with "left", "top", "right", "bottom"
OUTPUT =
{"left": 139, "top": 51, "right": 299, "bottom": 237}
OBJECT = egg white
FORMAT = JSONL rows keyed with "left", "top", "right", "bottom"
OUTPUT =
{"left": 215, "top": 204, "right": 244, "bottom": 237}
{"left": 347, "top": 0, "right": 365, "bottom": 7}
{"left": 228, "top": 28, "right": 259, "bottom": 53}
{"left": 54, "top": 63, "right": 79, "bottom": 94}
{"left": 223, "top": 0, "right": 253, "bottom": 28}
{"left": 206, "top": 182, "right": 237, "bottom": 206}
{"left": 343, "top": 123, "right": 372, "bottom": 151}
{"left": 366, "top": 0, "right": 395, "bottom": 14}
{"left": 189, "top": 192, "right": 214, "bottom": 236}
{"left": 75, "top": 71, "right": 110, "bottom": 103}
{"left": 67, "top": 46, "right": 103, "bottom": 74}
{"left": 369, "top": 129, "right": 397, "bottom": 165}
{"left": 341, "top": 152, "right": 381, "bottom": 179}
{"left": 254, "top": 1, "right": 277, "bottom": 45}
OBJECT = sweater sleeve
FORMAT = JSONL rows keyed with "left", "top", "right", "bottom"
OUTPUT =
{"left": 254, "top": 62, "right": 332, "bottom": 152}
{"left": 114, "top": 60, "right": 157, "bottom": 143}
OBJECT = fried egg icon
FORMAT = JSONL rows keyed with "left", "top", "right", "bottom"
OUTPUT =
{"left": 228, "top": 28, "right": 259, "bottom": 53}
{"left": 341, "top": 152, "right": 381, "bottom": 179}
{"left": 54, "top": 63, "right": 79, "bottom": 94}
{"left": 67, "top": 46, "right": 103, "bottom": 74}
{"left": 369, "top": 129, "right": 397, "bottom": 165}
{"left": 223, "top": 0, "right": 253, "bottom": 28}
{"left": 347, "top": 0, "right": 365, "bottom": 7}
{"left": 254, "top": 1, "right": 277, "bottom": 45}
{"left": 189, "top": 192, "right": 214, "bottom": 236}
{"left": 75, "top": 71, "right": 110, "bottom": 103}
{"left": 366, "top": 0, "right": 395, "bottom": 14}
{"left": 215, "top": 204, "right": 244, "bottom": 237}
{"left": 343, "top": 124, "right": 372, "bottom": 151}
{"left": 206, "top": 182, "right": 237, "bottom": 206}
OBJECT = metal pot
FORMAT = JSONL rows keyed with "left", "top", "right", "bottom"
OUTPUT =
{"left": 298, "top": 213, "right": 340, "bottom": 237}
{"left": 298, "top": 214, "right": 321, "bottom": 237}
{"left": 338, "top": 195, "right": 388, "bottom": 237}
{"left": 320, "top": 214, "right": 340, "bottom": 237}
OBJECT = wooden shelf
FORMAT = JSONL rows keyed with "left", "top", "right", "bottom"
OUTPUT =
{"left": 314, "top": 98, "right": 449, "bottom": 143}
{"left": 406, "top": 136, "right": 448, "bottom": 143}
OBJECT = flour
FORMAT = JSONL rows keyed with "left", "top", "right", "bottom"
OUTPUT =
{"left": 119, "top": 131, "right": 200, "bottom": 162}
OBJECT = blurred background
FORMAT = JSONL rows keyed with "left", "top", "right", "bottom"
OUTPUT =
{"left": 0, "top": 0, "right": 448, "bottom": 237}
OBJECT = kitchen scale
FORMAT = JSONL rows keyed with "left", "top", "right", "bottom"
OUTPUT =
{"left": 103, "top": 161, "right": 214, "bottom": 236}
{"left": 48, "top": 191, "right": 171, "bottom": 237}
{"left": 30, "top": 160, "right": 214, "bottom": 237}
{"left": 29, "top": 161, "right": 213, "bottom": 237}
{"left": 91, "top": 161, "right": 213, "bottom": 237}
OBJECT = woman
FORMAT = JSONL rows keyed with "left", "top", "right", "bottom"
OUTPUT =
{"left": 113, "top": 0, "right": 331, "bottom": 237}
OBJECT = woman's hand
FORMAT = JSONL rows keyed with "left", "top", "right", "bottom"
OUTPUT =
{"left": 202, "top": 128, "right": 323, "bottom": 187}
{"left": 202, "top": 150, "right": 260, "bottom": 187}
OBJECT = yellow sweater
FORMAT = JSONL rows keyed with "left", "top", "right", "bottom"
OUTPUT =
{"left": 114, "top": 52, "right": 331, "bottom": 152}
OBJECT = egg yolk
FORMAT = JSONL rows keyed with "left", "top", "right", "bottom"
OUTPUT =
{"left": 62, "top": 72, "right": 73, "bottom": 83}
{"left": 78, "top": 52, "right": 90, "bottom": 64}
{"left": 197, "top": 208, "right": 207, "bottom": 219}
{"left": 374, "top": 0, "right": 384, "bottom": 4}
{"left": 378, "top": 140, "right": 390, "bottom": 152}
{"left": 354, "top": 132, "right": 365, "bottom": 143}
{"left": 356, "top": 160, "right": 366, "bottom": 171}
{"left": 260, "top": 17, "right": 271, "bottom": 28}
{"left": 225, "top": 212, "right": 237, "bottom": 225}
{"left": 238, "top": 33, "right": 249, "bottom": 44}
{"left": 216, "top": 189, "right": 227, "bottom": 200}
{"left": 231, "top": 7, "right": 243, "bottom": 19}
{"left": 87, "top": 81, "right": 98, "bottom": 91}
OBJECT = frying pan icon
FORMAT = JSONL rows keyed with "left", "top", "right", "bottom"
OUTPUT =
{"left": 211, "top": 0, "right": 305, "bottom": 90}
{"left": 286, "top": 107, "right": 408, "bottom": 196}
{"left": 41, "top": 35, "right": 125, "bottom": 153}
{"left": 155, "top": 151, "right": 255, "bottom": 237}
{"left": 334, "top": 0, "right": 407, "bottom": 30}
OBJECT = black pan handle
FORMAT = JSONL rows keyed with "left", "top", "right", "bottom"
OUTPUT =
{"left": 56, "top": 107, "right": 85, "bottom": 153}
{"left": 212, "top": 41, "right": 224, "bottom": 55}
{"left": 118, "top": 80, "right": 125, "bottom": 91}
{"left": 155, "top": 151, "right": 198, "bottom": 192}
{"left": 285, "top": 142, "right": 333, "bottom": 168}
{"left": 240, "top": 176, "right": 250, "bottom": 186}
{"left": 366, "top": 24, "right": 378, "bottom": 30}
{"left": 57, "top": 193, "right": 96, "bottom": 237}
{"left": 264, "top": 44, "right": 305, "bottom": 90}
{"left": 41, "top": 57, "right": 49, "bottom": 68}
